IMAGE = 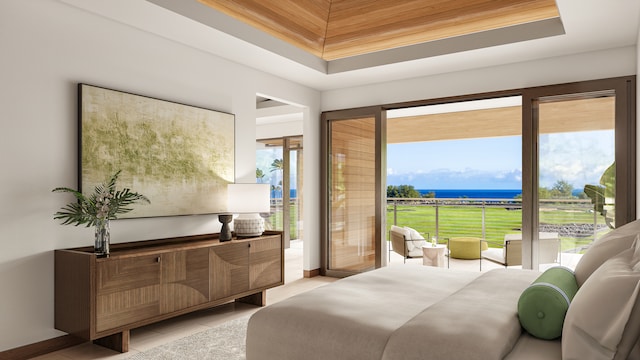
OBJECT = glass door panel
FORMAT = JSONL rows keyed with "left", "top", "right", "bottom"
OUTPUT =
{"left": 256, "top": 136, "right": 303, "bottom": 247}
{"left": 256, "top": 141, "right": 284, "bottom": 233}
{"left": 386, "top": 96, "right": 523, "bottom": 269}
{"left": 289, "top": 138, "right": 303, "bottom": 241}
{"left": 329, "top": 117, "right": 377, "bottom": 272}
{"left": 537, "top": 95, "right": 615, "bottom": 270}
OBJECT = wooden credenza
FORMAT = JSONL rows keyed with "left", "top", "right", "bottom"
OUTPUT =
{"left": 54, "top": 231, "right": 283, "bottom": 352}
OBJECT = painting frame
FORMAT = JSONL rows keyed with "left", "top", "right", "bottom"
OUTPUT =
{"left": 78, "top": 83, "right": 235, "bottom": 218}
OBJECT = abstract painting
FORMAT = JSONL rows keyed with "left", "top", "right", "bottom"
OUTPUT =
{"left": 79, "top": 83, "right": 234, "bottom": 218}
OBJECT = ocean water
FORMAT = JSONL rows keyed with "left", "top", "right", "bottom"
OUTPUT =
{"left": 290, "top": 188, "right": 583, "bottom": 199}
{"left": 418, "top": 189, "right": 522, "bottom": 199}
{"left": 289, "top": 189, "right": 522, "bottom": 199}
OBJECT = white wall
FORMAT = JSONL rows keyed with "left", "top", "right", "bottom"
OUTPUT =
{"left": 0, "top": 0, "right": 319, "bottom": 351}
{"left": 322, "top": 46, "right": 637, "bottom": 111}
{"left": 256, "top": 120, "right": 303, "bottom": 140}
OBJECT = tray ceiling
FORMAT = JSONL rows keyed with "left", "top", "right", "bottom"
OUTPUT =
{"left": 66, "top": 0, "right": 638, "bottom": 90}
{"left": 198, "top": 0, "right": 561, "bottom": 61}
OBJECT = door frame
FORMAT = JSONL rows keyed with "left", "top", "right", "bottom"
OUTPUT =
{"left": 321, "top": 76, "right": 635, "bottom": 275}
{"left": 521, "top": 76, "right": 636, "bottom": 269}
{"left": 321, "top": 106, "right": 386, "bottom": 277}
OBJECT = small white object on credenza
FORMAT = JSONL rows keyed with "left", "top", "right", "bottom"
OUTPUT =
{"left": 227, "top": 183, "right": 271, "bottom": 237}
{"left": 234, "top": 215, "right": 265, "bottom": 237}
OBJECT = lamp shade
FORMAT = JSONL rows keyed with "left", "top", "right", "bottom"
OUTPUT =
{"left": 227, "top": 183, "right": 271, "bottom": 214}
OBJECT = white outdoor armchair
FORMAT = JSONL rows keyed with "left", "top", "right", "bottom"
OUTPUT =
{"left": 481, "top": 232, "right": 560, "bottom": 267}
{"left": 389, "top": 225, "right": 429, "bottom": 263}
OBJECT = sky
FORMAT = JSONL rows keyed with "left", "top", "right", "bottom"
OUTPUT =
{"left": 256, "top": 148, "right": 282, "bottom": 183}
{"left": 257, "top": 96, "right": 615, "bottom": 193}
{"left": 256, "top": 130, "right": 615, "bottom": 193}
{"left": 387, "top": 130, "right": 615, "bottom": 190}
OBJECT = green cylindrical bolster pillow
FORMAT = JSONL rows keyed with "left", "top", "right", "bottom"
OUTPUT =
{"left": 517, "top": 267, "right": 578, "bottom": 340}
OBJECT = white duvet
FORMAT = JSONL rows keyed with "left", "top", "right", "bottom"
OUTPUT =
{"left": 246, "top": 266, "right": 557, "bottom": 360}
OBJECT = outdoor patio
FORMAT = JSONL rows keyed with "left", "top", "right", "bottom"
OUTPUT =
{"left": 387, "top": 245, "right": 583, "bottom": 272}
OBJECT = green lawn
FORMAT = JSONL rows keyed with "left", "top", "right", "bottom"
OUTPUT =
{"left": 387, "top": 201, "right": 609, "bottom": 252}
{"left": 266, "top": 199, "right": 610, "bottom": 252}
{"left": 266, "top": 203, "right": 300, "bottom": 239}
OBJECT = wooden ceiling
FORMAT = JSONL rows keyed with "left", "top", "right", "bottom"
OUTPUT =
{"left": 387, "top": 97, "right": 615, "bottom": 144}
{"left": 197, "top": 0, "right": 560, "bottom": 60}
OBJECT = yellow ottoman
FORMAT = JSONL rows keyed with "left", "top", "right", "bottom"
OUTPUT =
{"left": 448, "top": 237, "right": 488, "bottom": 259}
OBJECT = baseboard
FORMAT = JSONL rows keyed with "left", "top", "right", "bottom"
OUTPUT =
{"left": 304, "top": 268, "right": 320, "bottom": 278}
{"left": 0, "top": 334, "right": 84, "bottom": 360}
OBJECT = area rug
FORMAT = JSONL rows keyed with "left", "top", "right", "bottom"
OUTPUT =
{"left": 127, "top": 316, "right": 249, "bottom": 360}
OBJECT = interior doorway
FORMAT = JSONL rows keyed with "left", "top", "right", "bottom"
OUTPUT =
{"left": 256, "top": 95, "right": 304, "bottom": 282}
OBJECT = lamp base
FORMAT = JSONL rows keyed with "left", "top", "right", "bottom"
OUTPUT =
{"left": 218, "top": 214, "right": 233, "bottom": 242}
{"left": 234, "top": 217, "right": 265, "bottom": 238}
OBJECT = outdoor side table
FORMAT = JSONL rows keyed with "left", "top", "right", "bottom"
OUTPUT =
{"left": 422, "top": 244, "right": 447, "bottom": 267}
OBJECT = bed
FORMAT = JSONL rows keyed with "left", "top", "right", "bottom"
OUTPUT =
{"left": 246, "top": 220, "right": 640, "bottom": 360}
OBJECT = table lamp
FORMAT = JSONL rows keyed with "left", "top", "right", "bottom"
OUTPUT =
{"left": 227, "top": 183, "right": 271, "bottom": 238}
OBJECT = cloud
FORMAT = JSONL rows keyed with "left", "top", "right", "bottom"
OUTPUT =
{"left": 385, "top": 129, "right": 613, "bottom": 190}
{"left": 539, "top": 131, "right": 614, "bottom": 188}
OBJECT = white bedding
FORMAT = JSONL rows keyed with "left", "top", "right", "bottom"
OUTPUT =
{"left": 381, "top": 269, "right": 539, "bottom": 360}
{"left": 246, "top": 266, "right": 552, "bottom": 360}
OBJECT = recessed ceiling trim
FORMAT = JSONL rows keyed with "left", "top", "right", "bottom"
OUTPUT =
{"left": 147, "top": 0, "right": 564, "bottom": 75}
{"left": 329, "top": 17, "right": 565, "bottom": 74}
{"left": 195, "top": 0, "right": 560, "bottom": 61}
{"left": 198, "top": 0, "right": 331, "bottom": 58}
{"left": 146, "top": 0, "right": 328, "bottom": 73}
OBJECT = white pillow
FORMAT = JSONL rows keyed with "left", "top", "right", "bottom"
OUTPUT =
{"left": 404, "top": 226, "right": 422, "bottom": 240}
{"left": 390, "top": 225, "right": 409, "bottom": 238}
{"left": 404, "top": 226, "right": 428, "bottom": 251}
{"left": 562, "top": 248, "right": 640, "bottom": 360}
{"left": 574, "top": 219, "right": 640, "bottom": 287}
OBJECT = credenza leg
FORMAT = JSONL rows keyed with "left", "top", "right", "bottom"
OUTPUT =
{"left": 93, "top": 330, "right": 129, "bottom": 353}
{"left": 236, "top": 291, "right": 266, "bottom": 307}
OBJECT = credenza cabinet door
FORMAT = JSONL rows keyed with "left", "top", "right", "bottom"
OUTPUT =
{"left": 210, "top": 241, "right": 250, "bottom": 300}
{"left": 249, "top": 236, "right": 283, "bottom": 290}
{"left": 161, "top": 248, "right": 210, "bottom": 314}
{"left": 96, "top": 255, "right": 161, "bottom": 333}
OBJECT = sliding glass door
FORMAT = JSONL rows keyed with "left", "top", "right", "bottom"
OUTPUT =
{"left": 321, "top": 76, "right": 635, "bottom": 275}
{"left": 538, "top": 96, "right": 615, "bottom": 269}
{"left": 523, "top": 77, "right": 636, "bottom": 270}
{"left": 322, "top": 107, "right": 386, "bottom": 276}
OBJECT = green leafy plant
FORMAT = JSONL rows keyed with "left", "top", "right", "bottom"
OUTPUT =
{"left": 583, "top": 162, "right": 615, "bottom": 228}
{"left": 53, "top": 170, "right": 150, "bottom": 227}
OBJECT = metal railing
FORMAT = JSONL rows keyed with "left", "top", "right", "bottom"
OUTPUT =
{"left": 387, "top": 197, "right": 610, "bottom": 253}
{"left": 266, "top": 197, "right": 300, "bottom": 240}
